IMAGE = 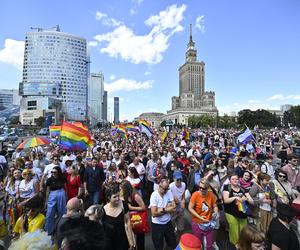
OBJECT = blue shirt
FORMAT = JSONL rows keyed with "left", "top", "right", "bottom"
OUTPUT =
{"left": 194, "top": 171, "right": 201, "bottom": 187}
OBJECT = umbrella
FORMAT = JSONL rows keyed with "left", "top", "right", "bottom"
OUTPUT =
{"left": 17, "top": 136, "right": 52, "bottom": 149}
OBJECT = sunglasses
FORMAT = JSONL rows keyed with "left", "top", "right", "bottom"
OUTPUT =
{"left": 278, "top": 174, "right": 286, "bottom": 178}
{"left": 53, "top": 159, "right": 59, "bottom": 161}
{"left": 199, "top": 186, "right": 207, "bottom": 191}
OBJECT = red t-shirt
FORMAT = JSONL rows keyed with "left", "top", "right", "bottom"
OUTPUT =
{"left": 66, "top": 173, "right": 81, "bottom": 200}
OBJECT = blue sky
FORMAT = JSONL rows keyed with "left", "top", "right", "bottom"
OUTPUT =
{"left": 0, "top": 0, "right": 300, "bottom": 121}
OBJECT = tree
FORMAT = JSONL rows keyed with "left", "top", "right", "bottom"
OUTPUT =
{"left": 283, "top": 105, "right": 300, "bottom": 127}
{"left": 35, "top": 116, "right": 45, "bottom": 128}
{"left": 160, "top": 120, "right": 166, "bottom": 127}
{"left": 9, "top": 116, "right": 20, "bottom": 125}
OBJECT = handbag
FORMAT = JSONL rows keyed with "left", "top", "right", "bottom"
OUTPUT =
{"left": 129, "top": 210, "right": 150, "bottom": 234}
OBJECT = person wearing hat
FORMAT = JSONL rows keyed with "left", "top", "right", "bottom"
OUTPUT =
{"left": 17, "top": 169, "right": 39, "bottom": 207}
{"left": 266, "top": 202, "right": 299, "bottom": 250}
{"left": 170, "top": 171, "right": 186, "bottom": 239}
{"left": 13, "top": 195, "right": 45, "bottom": 236}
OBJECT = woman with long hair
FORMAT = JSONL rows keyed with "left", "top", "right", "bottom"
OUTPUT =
{"left": 223, "top": 174, "right": 254, "bottom": 246}
{"left": 120, "top": 180, "right": 146, "bottom": 250}
{"left": 44, "top": 166, "right": 67, "bottom": 235}
{"left": 126, "top": 167, "right": 142, "bottom": 193}
{"left": 102, "top": 183, "right": 136, "bottom": 250}
{"left": 5, "top": 168, "right": 22, "bottom": 233}
{"left": 17, "top": 169, "right": 39, "bottom": 207}
{"left": 65, "top": 165, "right": 81, "bottom": 200}
{"left": 236, "top": 225, "right": 265, "bottom": 250}
{"left": 249, "top": 173, "right": 276, "bottom": 235}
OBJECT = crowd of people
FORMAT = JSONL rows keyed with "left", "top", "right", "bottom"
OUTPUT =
{"left": 0, "top": 127, "right": 300, "bottom": 250}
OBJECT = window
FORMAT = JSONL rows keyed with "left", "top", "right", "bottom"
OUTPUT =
{"left": 27, "top": 100, "right": 37, "bottom": 107}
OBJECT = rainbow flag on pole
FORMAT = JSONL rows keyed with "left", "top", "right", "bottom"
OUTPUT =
{"left": 49, "top": 125, "right": 61, "bottom": 137}
{"left": 59, "top": 121, "right": 93, "bottom": 151}
{"left": 111, "top": 124, "right": 128, "bottom": 140}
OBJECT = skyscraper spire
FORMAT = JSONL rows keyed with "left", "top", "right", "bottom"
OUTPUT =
{"left": 186, "top": 24, "right": 196, "bottom": 62}
{"left": 189, "top": 24, "right": 193, "bottom": 43}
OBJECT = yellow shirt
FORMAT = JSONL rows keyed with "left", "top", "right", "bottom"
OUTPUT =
{"left": 14, "top": 213, "right": 45, "bottom": 234}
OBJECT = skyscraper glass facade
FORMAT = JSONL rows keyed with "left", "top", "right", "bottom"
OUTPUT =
{"left": 20, "top": 28, "right": 88, "bottom": 121}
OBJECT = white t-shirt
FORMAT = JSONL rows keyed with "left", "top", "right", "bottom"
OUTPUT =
{"left": 150, "top": 190, "right": 174, "bottom": 224}
{"left": 169, "top": 182, "right": 186, "bottom": 203}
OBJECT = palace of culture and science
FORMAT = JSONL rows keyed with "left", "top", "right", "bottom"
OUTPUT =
{"left": 138, "top": 25, "right": 218, "bottom": 127}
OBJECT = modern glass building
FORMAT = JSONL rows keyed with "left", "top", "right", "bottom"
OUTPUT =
{"left": 19, "top": 26, "right": 89, "bottom": 123}
{"left": 114, "top": 97, "right": 119, "bottom": 124}
{"left": 88, "top": 72, "right": 104, "bottom": 126}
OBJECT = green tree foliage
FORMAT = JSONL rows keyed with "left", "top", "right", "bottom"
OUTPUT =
{"left": 35, "top": 116, "right": 45, "bottom": 128}
{"left": 237, "top": 109, "right": 280, "bottom": 128}
{"left": 283, "top": 105, "right": 300, "bottom": 127}
{"left": 9, "top": 116, "right": 20, "bottom": 125}
{"left": 160, "top": 120, "right": 166, "bottom": 127}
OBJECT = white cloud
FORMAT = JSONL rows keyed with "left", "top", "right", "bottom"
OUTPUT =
{"left": 130, "top": 0, "right": 144, "bottom": 15}
{"left": 132, "top": 0, "right": 144, "bottom": 5}
{"left": 218, "top": 101, "right": 279, "bottom": 115}
{"left": 195, "top": 15, "right": 205, "bottom": 33}
{"left": 109, "top": 74, "right": 116, "bottom": 80}
{"left": 267, "top": 94, "right": 300, "bottom": 101}
{"left": 88, "top": 41, "right": 98, "bottom": 47}
{"left": 144, "top": 71, "right": 151, "bottom": 76}
{"left": 104, "top": 78, "right": 153, "bottom": 93}
{"left": 0, "top": 39, "right": 24, "bottom": 69}
{"left": 95, "top": 11, "right": 122, "bottom": 27}
{"left": 93, "top": 4, "right": 187, "bottom": 64}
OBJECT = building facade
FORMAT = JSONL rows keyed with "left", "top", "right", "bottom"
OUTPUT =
{"left": 0, "top": 89, "right": 20, "bottom": 109}
{"left": 163, "top": 24, "right": 218, "bottom": 125}
{"left": 88, "top": 72, "right": 104, "bottom": 126}
{"left": 102, "top": 90, "right": 108, "bottom": 122}
{"left": 114, "top": 97, "right": 119, "bottom": 123}
{"left": 19, "top": 26, "right": 89, "bottom": 124}
{"left": 136, "top": 112, "right": 165, "bottom": 128}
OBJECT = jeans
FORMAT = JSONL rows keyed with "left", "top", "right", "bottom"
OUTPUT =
{"left": 192, "top": 222, "right": 214, "bottom": 250}
{"left": 151, "top": 221, "right": 177, "bottom": 250}
{"left": 89, "top": 191, "right": 100, "bottom": 205}
{"left": 45, "top": 188, "right": 66, "bottom": 235}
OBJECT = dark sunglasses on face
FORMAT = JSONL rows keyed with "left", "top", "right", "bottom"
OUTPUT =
{"left": 278, "top": 174, "right": 286, "bottom": 178}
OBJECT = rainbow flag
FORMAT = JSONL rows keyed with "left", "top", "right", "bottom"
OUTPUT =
{"left": 111, "top": 124, "right": 128, "bottom": 140}
{"left": 237, "top": 200, "right": 248, "bottom": 214}
{"left": 59, "top": 121, "right": 93, "bottom": 151}
{"left": 126, "top": 123, "right": 140, "bottom": 133}
{"left": 49, "top": 125, "right": 61, "bottom": 137}
{"left": 72, "top": 121, "right": 88, "bottom": 131}
{"left": 182, "top": 127, "right": 190, "bottom": 142}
